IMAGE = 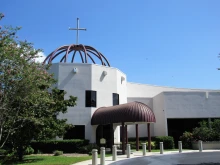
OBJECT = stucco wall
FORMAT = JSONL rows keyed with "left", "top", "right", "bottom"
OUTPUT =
{"left": 116, "top": 70, "right": 127, "bottom": 105}
{"left": 164, "top": 91, "right": 220, "bottom": 118}
{"left": 50, "top": 63, "right": 127, "bottom": 142}
{"left": 90, "top": 65, "right": 127, "bottom": 114}
{"left": 153, "top": 93, "right": 167, "bottom": 136}
{"left": 127, "top": 82, "right": 219, "bottom": 98}
{"left": 90, "top": 65, "right": 127, "bottom": 143}
{"left": 49, "top": 63, "right": 220, "bottom": 143}
{"left": 56, "top": 63, "right": 92, "bottom": 125}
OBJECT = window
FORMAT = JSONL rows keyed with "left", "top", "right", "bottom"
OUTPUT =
{"left": 85, "top": 90, "right": 97, "bottom": 107}
{"left": 113, "top": 93, "right": 119, "bottom": 106}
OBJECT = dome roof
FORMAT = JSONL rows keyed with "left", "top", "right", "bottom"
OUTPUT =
{"left": 43, "top": 44, "right": 110, "bottom": 66}
{"left": 91, "top": 102, "right": 156, "bottom": 125}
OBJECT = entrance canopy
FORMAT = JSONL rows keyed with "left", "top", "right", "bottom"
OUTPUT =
{"left": 91, "top": 101, "right": 156, "bottom": 125}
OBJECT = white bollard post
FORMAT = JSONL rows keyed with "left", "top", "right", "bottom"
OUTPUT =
{"left": 112, "top": 145, "right": 117, "bottom": 161}
{"left": 142, "top": 143, "right": 146, "bottom": 156}
{"left": 100, "top": 147, "right": 105, "bottom": 165}
{"left": 92, "top": 149, "right": 98, "bottom": 165}
{"left": 178, "top": 141, "right": 182, "bottom": 153}
{"left": 160, "top": 142, "right": 164, "bottom": 154}
{"left": 198, "top": 140, "right": 203, "bottom": 152}
{"left": 126, "top": 144, "right": 131, "bottom": 158}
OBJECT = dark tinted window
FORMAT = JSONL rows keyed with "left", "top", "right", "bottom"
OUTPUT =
{"left": 113, "top": 93, "right": 119, "bottom": 106}
{"left": 85, "top": 90, "right": 97, "bottom": 107}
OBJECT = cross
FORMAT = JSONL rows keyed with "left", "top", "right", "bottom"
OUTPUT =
{"left": 69, "top": 18, "right": 86, "bottom": 44}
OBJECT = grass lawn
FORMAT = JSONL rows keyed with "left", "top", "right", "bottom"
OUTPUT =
{"left": 0, "top": 153, "right": 114, "bottom": 165}
{"left": 0, "top": 149, "right": 190, "bottom": 165}
{"left": 1, "top": 155, "right": 92, "bottom": 165}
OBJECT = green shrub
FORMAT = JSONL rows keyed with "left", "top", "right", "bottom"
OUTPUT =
{"left": 179, "top": 119, "right": 220, "bottom": 149}
{"left": 154, "top": 136, "right": 174, "bottom": 149}
{"left": 0, "top": 149, "right": 8, "bottom": 156}
{"left": 211, "top": 119, "right": 220, "bottom": 141}
{"left": 37, "top": 150, "right": 43, "bottom": 154}
{"left": 30, "top": 139, "right": 89, "bottom": 153}
{"left": 129, "top": 141, "right": 156, "bottom": 150}
{"left": 24, "top": 146, "right": 34, "bottom": 155}
{"left": 180, "top": 131, "right": 193, "bottom": 149}
{"left": 128, "top": 137, "right": 149, "bottom": 142}
{"left": 146, "top": 141, "right": 155, "bottom": 149}
{"left": 79, "top": 143, "right": 99, "bottom": 155}
{"left": 53, "top": 150, "right": 63, "bottom": 156}
{"left": 0, "top": 151, "right": 16, "bottom": 164}
{"left": 130, "top": 141, "right": 138, "bottom": 149}
{"left": 192, "top": 126, "right": 214, "bottom": 141}
{"left": 212, "top": 119, "right": 220, "bottom": 133}
{"left": 128, "top": 137, "right": 157, "bottom": 143}
{"left": 191, "top": 120, "right": 218, "bottom": 142}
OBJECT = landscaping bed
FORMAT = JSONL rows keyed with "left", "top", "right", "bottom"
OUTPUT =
{"left": 180, "top": 119, "right": 220, "bottom": 149}
{"left": 192, "top": 141, "right": 220, "bottom": 150}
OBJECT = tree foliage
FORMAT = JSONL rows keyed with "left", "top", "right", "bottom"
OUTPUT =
{"left": 191, "top": 121, "right": 214, "bottom": 141}
{"left": 0, "top": 13, "right": 77, "bottom": 160}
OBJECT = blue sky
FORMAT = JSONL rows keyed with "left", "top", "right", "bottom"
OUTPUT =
{"left": 1, "top": 0, "right": 220, "bottom": 89}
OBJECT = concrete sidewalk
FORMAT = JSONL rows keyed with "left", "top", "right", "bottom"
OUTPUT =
{"left": 72, "top": 150, "right": 220, "bottom": 165}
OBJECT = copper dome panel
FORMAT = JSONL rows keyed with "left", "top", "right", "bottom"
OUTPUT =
{"left": 43, "top": 44, "right": 110, "bottom": 67}
{"left": 91, "top": 102, "right": 156, "bottom": 125}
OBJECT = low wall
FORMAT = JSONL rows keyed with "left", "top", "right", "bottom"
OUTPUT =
{"left": 192, "top": 141, "right": 220, "bottom": 150}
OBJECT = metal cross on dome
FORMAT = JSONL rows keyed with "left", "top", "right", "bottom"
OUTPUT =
{"left": 69, "top": 18, "right": 86, "bottom": 44}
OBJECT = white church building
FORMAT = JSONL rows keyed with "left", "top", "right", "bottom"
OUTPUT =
{"left": 43, "top": 42, "right": 220, "bottom": 151}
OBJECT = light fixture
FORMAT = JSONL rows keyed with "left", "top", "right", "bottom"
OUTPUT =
{"left": 103, "top": 71, "right": 107, "bottom": 76}
{"left": 73, "top": 67, "right": 78, "bottom": 73}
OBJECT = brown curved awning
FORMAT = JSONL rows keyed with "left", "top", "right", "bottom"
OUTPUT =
{"left": 91, "top": 101, "right": 156, "bottom": 125}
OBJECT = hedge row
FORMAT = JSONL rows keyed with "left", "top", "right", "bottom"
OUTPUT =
{"left": 30, "top": 139, "right": 89, "bottom": 153}
{"left": 128, "top": 137, "right": 149, "bottom": 142}
{"left": 128, "top": 136, "right": 174, "bottom": 149}
{"left": 30, "top": 136, "right": 174, "bottom": 153}
{"left": 129, "top": 141, "right": 156, "bottom": 150}
{"left": 154, "top": 136, "right": 174, "bottom": 149}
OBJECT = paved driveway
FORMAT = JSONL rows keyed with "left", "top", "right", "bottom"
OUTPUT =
{"left": 109, "top": 152, "right": 220, "bottom": 165}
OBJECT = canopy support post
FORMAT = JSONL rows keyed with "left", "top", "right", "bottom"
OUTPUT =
{"left": 122, "top": 122, "right": 125, "bottom": 155}
{"left": 147, "top": 123, "right": 151, "bottom": 152}
{"left": 100, "top": 125, "right": 104, "bottom": 147}
{"left": 111, "top": 124, "right": 114, "bottom": 149}
{"left": 136, "top": 124, "right": 139, "bottom": 151}
{"left": 125, "top": 125, "right": 128, "bottom": 144}
{"left": 100, "top": 125, "right": 103, "bottom": 138}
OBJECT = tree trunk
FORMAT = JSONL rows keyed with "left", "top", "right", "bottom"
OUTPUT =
{"left": 17, "top": 145, "right": 24, "bottom": 161}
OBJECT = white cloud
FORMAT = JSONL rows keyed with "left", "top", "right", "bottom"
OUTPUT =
{"left": 16, "top": 44, "right": 47, "bottom": 63}
{"left": 34, "top": 52, "right": 47, "bottom": 63}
